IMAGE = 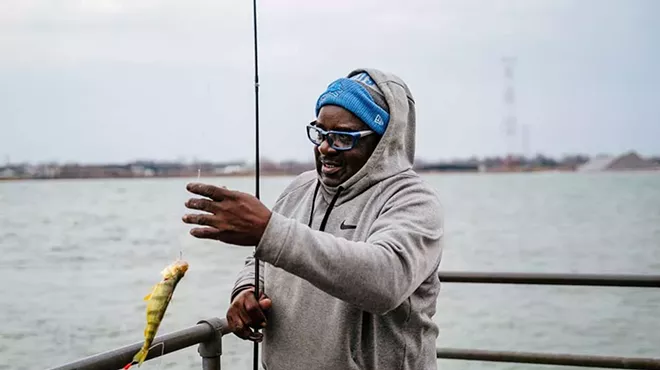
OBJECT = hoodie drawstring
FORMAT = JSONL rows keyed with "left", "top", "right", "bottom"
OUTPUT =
{"left": 308, "top": 180, "right": 343, "bottom": 232}
{"left": 308, "top": 180, "right": 321, "bottom": 228}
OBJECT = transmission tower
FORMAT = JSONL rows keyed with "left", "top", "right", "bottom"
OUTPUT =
{"left": 502, "top": 57, "right": 517, "bottom": 166}
{"left": 521, "top": 123, "right": 530, "bottom": 163}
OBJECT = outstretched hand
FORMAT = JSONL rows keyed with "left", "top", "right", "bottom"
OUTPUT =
{"left": 182, "top": 183, "right": 272, "bottom": 246}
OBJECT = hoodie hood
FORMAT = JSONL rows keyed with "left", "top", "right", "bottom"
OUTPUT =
{"left": 317, "top": 68, "right": 417, "bottom": 205}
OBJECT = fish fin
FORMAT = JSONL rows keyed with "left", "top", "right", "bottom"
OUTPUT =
{"left": 143, "top": 284, "right": 157, "bottom": 301}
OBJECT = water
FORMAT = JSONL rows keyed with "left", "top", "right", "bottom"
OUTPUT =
{"left": 1, "top": 172, "right": 659, "bottom": 370}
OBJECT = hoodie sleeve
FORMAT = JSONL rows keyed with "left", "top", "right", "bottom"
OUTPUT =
{"left": 254, "top": 180, "right": 444, "bottom": 315}
{"left": 230, "top": 172, "right": 316, "bottom": 303}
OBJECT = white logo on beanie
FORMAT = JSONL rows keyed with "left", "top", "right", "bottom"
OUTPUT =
{"left": 351, "top": 72, "right": 376, "bottom": 86}
{"left": 374, "top": 114, "right": 384, "bottom": 126}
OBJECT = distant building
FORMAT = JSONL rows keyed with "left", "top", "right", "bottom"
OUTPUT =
{"left": 417, "top": 162, "right": 480, "bottom": 172}
{"left": 0, "top": 167, "right": 18, "bottom": 179}
{"left": 577, "top": 151, "right": 660, "bottom": 172}
{"left": 215, "top": 164, "right": 246, "bottom": 175}
{"left": 130, "top": 165, "right": 155, "bottom": 177}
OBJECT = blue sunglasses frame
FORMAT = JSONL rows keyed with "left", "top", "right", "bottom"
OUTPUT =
{"left": 306, "top": 123, "right": 374, "bottom": 151}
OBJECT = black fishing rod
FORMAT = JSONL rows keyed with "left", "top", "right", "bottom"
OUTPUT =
{"left": 251, "top": 0, "right": 261, "bottom": 369}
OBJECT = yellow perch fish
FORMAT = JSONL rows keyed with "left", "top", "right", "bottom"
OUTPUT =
{"left": 124, "top": 259, "right": 189, "bottom": 369}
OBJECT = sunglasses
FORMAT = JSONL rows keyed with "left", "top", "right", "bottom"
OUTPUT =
{"left": 306, "top": 123, "right": 375, "bottom": 151}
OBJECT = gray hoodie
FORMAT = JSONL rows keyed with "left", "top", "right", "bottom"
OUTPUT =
{"left": 231, "top": 68, "right": 444, "bottom": 370}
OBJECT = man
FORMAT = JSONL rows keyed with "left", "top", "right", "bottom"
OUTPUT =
{"left": 183, "top": 68, "right": 444, "bottom": 370}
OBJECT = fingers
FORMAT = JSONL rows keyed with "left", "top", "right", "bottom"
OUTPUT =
{"left": 182, "top": 214, "right": 216, "bottom": 227}
{"left": 227, "top": 289, "right": 271, "bottom": 342}
{"left": 188, "top": 227, "right": 222, "bottom": 239}
{"left": 184, "top": 198, "right": 218, "bottom": 213}
{"left": 186, "top": 183, "right": 235, "bottom": 201}
{"left": 227, "top": 312, "right": 257, "bottom": 341}
{"left": 227, "top": 293, "right": 253, "bottom": 340}
{"left": 182, "top": 198, "right": 227, "bottom": 234}
{"left": 259, "top": 296, "right": 273, "bottom": 312}
{"left": 238, "top": 293, "right": 266, "bottom": 329}
{"left": 182, "top": 187, "right": 233, "bottom": 233}
{"left": 244, "top": 293, "right": 268, "bottom": 328}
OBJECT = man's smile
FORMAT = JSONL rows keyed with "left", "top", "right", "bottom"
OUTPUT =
{"left": 320, "top": 158, "right": 343, "bottom": 175}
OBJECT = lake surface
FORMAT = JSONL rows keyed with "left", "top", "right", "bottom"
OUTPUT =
{"left": 1, "top": 172, "right": 659, "bottom": 370}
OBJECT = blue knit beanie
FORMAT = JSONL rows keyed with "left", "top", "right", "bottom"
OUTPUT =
{"left": 315, "top": 72, "right": 390, "bottom": 135}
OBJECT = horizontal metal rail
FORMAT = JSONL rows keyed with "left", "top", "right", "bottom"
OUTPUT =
{"left": 48, "top": 271, "right": 660, "bottom": 369}
{"left": 46, "top": 315, "right": 660, "bottom": 370}
{"left": 433, "top": 271, "right": 660, "bottom": 369}
{"left": 437, "top": 271, "right": 660, "bottom": 287}
{"left": 437, "top": 348, "right": 660, "bottom": 369}
{"left": 49, "top": 317, "right": 230, "bottom": 370}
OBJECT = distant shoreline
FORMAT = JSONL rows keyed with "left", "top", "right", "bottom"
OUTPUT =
{"left": 0, "top": 167, "right": 573, "bottom": 182}
{"left": 3, "top": 166, "right": 659, "bottom": 182}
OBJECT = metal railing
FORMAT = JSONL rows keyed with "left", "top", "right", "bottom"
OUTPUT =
{"left": 50, "top": 317, "right": 231, "bottom": 370}
{"left": 49, "top": 272, "right": 660, "bottom": 370}
{"left": 437, "top": 271, "right": 660, "bottom": 287}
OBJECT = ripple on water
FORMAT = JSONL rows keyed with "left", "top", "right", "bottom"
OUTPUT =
{"left": 50, "top": 242, "right": 82, "bottom": 253}
{"left": 1, "top": 329, "right": 38, "bottom": 341}
{"left": 49, "top": 253, "right": 100, "bottom": 264}
{"left": 0, "top": 231, "right": 19, "bottom": 242}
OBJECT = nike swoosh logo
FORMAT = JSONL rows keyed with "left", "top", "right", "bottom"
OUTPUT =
{"left": 340, "top": 220, "right": 357, "bottom": 230}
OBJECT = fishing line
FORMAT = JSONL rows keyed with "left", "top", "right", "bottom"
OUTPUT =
{"left": 179, "top": 109, "right": 204, "bottom": 262}
{"left": 251, "top": 0, "right": 262, "bottom": 368}
{"left": 154, "top": 341, "right": 165, "bottom": 370}
{"left": 122, "top": 342, "right": 165, "bottom": 369}
{"left": 178, "top": 167, "right": 200, "bottom": 262}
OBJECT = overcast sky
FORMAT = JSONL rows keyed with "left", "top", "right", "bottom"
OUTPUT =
{"left": 1, "top": 0, "right": 658, "bottom": 164}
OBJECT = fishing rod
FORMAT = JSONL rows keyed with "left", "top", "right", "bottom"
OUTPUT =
{"left": 251, "top": 0, "right": 261, "bottom": 369}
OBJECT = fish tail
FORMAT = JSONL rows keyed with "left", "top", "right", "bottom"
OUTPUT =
{"left": 132, "top": 344, "right": 150, "bottom": 366}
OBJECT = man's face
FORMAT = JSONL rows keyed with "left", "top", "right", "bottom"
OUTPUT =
{"left": 313, "top": 105, "right": 380, "bottom": 187}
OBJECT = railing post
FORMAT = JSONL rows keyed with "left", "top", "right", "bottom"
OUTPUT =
{"left": 197, "top": 318, "right": 224, "bottom": 370}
